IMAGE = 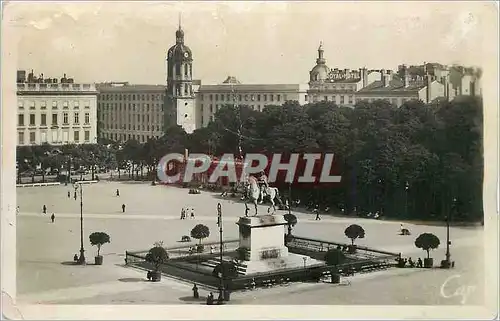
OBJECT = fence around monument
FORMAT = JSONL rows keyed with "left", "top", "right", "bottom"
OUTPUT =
{"left": 125, "top": 235, "right": 400, "bottom": 291}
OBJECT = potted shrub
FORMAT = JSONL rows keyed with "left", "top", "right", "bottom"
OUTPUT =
{"left": 145, "top": 241, "right": 169, "bottom": 282}
{"left": 190, "top": 224, "right": 210, "bottom": 251}
{"left": 284, "top": 213, "right": 298, "bottom": 236}
{"left": 344, "top": 224, "right": 365, "bottom": 253}
{"left": 414, "top": 233, "right": 440, "bottom": 268}
{"left": 324, "top": 248, "right": 346, "bottom": 284}
{"left": 212, "top": 261, "right": 238, "bottom": 279}
{"left": 236, "top": 247, "right": 250, "bottom": 261}
{"left": 89, "top": 232, "right": 110, "bottom": 265}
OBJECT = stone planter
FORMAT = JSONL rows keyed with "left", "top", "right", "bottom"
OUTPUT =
{"left": 424, "top": 258, "right": 434, "bottom": 268}
{"left": 331, "top": 273, "right": 341, "bottom": 284}
{"left": 223, "top": 290, "right": 231, "bottom": 301}
{"left": 151, "top": 270, "right": 162, "bottom": 282}
{"left": 440, "top": 260, "right": 451, "bottom": 268}
{"left": 94, "top": 255, "right": 103, "bottom": 265}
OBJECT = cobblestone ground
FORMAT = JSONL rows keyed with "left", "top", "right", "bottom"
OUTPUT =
{"left": 16, "top": 182, "right": 485, "bottom": 305}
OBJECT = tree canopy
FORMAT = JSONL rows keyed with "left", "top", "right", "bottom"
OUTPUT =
{"left": 19, "top": 96, "right": 483, "bottom": 222}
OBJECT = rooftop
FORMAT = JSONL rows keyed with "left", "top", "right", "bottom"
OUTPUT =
{"left": 199, "top": 83, "right": 307, "bottom": 92}
{"left": 357, "top": 76, "right": 425, "bottom": 94}
{"left": 96, "top": 83, "right": 166, "bottom": 92}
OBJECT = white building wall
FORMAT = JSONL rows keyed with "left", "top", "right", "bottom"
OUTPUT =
{"left": 17, "top": 85, "right": 98, "bottom": 146}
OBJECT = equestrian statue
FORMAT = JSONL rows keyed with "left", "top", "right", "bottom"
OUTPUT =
{"left": 244, "top": 171, "right": 283, "bottom": 216}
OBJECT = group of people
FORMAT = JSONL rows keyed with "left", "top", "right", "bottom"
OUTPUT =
{"left": 180, "top": 207, "right": 195, "bottom": 220}
{"left": 190, "top": 283, "right": 226, "bottom": 305}
{"left": 41, "top": 204, "right": 56, "bottom": 223}
{"left": 399, "top": 257, "right": 424, "bottom": 268}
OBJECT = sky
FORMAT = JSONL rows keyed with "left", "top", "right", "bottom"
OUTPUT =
{"left": 5, "top": 1, "right": 496, "bottom": 85}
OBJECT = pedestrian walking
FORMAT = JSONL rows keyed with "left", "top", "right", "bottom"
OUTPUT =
{"left": 122, "top": 204, "right": 126, "bottom": 213}
{"left": 192, "top": 284, "right": 199, "bottom": 298}
{"left": 314, "top": 205, "right": 321, "bottom": 220}
{"left": 50, "top": 213, "right": 55, "bottom": 223}
{"left": 206, "top": 292, "right": 214, "bottom": 305}
{"left": 67, "top": 191, "right": 70, "bottom": 198}
{"left": 190, "top": 208, "right": 195, "bottom": 219}
{"left": 116, "top": 189, "right": 120, "bottom": 197}
{"left": 42, "top": 205, "right": 47, "bottom": 214}
{"left": 16, "top": 206, "right": 20, "bottom": 215}
{"left": 74, "top": 191, "right": 77, "bottom": 200}
{"left": 180, "top": 208, "right": 185, "bottom": 220}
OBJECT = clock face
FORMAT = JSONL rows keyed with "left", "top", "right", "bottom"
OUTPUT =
{"left": 184, "top": 52, "right": 189, "bottom": 58}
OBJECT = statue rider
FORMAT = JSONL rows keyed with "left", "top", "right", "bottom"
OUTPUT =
{"left": 258, "top": 171, "right": 269, "bottom": 199}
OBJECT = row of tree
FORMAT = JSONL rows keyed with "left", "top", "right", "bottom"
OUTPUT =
{"left": 190, "top": 96, "right": 483, "bottom": 222}
{"left": 16, "top": 96, "right": 483, "bottom": 222}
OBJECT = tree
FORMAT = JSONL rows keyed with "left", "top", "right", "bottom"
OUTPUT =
{"left": 414, "top": 233, "right": 440, "bottom": 259}
{"left": 190, "top": 224, "right": 210, "bottom": 246}
{"left": 324, "top": 248, "right": 346, "bottom": 266}
{"left": 89, "top": 232, "right": 111, "bottom": 257}
{"left": 145, "top": 242, "right": 169, "bottom": 271}
{"left": 284, "top": 213, "right": 298, "bottom": 236}
{"left": 344, "top": 224, "right": 365, "bottom": 245}
{"left": 212, "top": 261, "right": 238, "bottom": 279}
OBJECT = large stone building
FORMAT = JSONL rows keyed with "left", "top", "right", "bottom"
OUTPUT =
{"left": 196, "top": 76, "right": 308, "bottom": 127}
{"left": 308, "top": 43, "right": 482, "bottom": 107}
{"left": 96, "top": 82, "right": 166, "bottom": 143}
{"left": 16, "top": 70, "right": 98, "bottom": 146}
{"left": 163, "top": 22, "right": 309, "bottom": 133}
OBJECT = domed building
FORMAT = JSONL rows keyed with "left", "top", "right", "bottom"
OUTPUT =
{"left": 164, "top": 19, "right": 196, "bottom": 134}
{"left": 309, "top": 42, "right": 330, "bottom": 82}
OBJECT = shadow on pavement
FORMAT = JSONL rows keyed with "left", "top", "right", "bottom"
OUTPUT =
{"left": 118, "top": 277, "right": 147, "bottom": 283}
{"left": 60, "top": 261, "right": 78, "bottom": 266}
{"left": 178, "top": 296, "right": 207, "bottom": 303}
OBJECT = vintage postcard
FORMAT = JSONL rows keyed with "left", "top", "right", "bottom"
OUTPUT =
{"left": 1, "top": 1, "right": 498, "bottom": 319}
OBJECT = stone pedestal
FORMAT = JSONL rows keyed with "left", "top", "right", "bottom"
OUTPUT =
{"left": 236, "top": 215, "right": 288, "bottom": 262}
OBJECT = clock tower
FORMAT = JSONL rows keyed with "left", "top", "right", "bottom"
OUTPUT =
{"left": 164, "top": 18, "right": 196, "bottom": 134}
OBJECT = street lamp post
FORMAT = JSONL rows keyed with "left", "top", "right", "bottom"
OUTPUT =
{"left": 443, "top": 197, "right": 456, "bottom": 268}
{"left": 405, "top": 181, "right": 409, "bottom": 217}
{"left": 288, "top": 171, "right": 292, "bottom": 214}
{"left": 74, "top": 183, "right": 86, "bottom": 265}
{"left": 217, "top": 203, "right": 225, "bottom": 301}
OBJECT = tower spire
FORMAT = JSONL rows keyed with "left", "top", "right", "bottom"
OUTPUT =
{"left": 178, "top": 13, "right": 182, "bottom": 30}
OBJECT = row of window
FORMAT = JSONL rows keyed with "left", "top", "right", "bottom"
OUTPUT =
{"left": 200, "top": 93, "right": 288, "bottom": 103}
{"left": 100, "top": 113, "right": 162, "bottom": 124}
{"left": 18, "top": 100, "right": 91, "bottom": 109}
{"left": 102, "top": 123, "right": 162, "bottom": 132}
{"left": 200, "top": 104, "right": 263, "bottom": 114}
{"left": 18, "top": 130, "right": 91, "bottom": 145}
{"left": 319, "top": 95, "right": 355, "bottom": 104}
{"left": 312, "top": 84, "right": 357, "bottom": 91}
{"left": 99, "top": 93, "right": 164, "bottom": 101}
{"left": 100, "top": 132, "right": 161, "bottom": 143}
{"left": 98, "top": 102, "right": 164, "bottom": 112}
{"left": 18, "top": 112, "right": 90, "bottom": 127}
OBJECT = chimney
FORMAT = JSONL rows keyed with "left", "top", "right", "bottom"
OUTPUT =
{"left": 360, "top": 68, "right": 368, "bottom": 88}
{"left": 402, "top": 65, "right": 410, "bottom": 88}
{"left": 426, "top": 74, "right": 432, "bottom": 103}
{"left": 381, "top": 69, "right": 389, "bottom": 87}
{"left": 443, "top": 76, "right": 450, "bottom": 100}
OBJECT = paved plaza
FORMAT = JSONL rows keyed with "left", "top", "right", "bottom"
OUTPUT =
{"left": 16, "top": 181, "right": 485, "bottom": 305}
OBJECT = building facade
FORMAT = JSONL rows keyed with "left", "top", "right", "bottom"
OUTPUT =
{"left": 16, "top": 70, "right": 98, "bottom": 146}
{"left": 196, "top": 76, "right": 308, "bottom": 128}
{"left": 96, "top": 82, "right": 166, "bottom": 143}
{"left": 308, "top": 43, "right": 482, "bottom": 108}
